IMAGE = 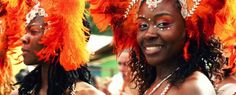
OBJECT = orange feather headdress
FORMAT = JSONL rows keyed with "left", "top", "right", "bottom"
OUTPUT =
{"left": 214, "top": 0, "right": 236, "bottom": 74}
{"left": 88, "top": 0, "right": 139, "bottom": 55}
{"left": 0, "top": 0, "right": 26, "bottom": 94}
{"left": 89, "top": 0, "right": 236, "bottom": 74}
{"left": 22, "top": 0, "right": 90, "bottom": 71}
{"left": 88, "top": 0, "right": 228, "bottom": 58}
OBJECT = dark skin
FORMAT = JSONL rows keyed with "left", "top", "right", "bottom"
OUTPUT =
{"left": 21, "top": 15, "right": 48, "bottom": 95}
{"left": 137, "top": 0, "right": 216, "bottom": 95}
{"left": 21, "top": 15, "right": 45, "bottom": 66}
{"left": 19, "top": 15, "right": 105, "bottom": 95}
{"left": 137, "top": 0, "right": 185, "bottom": 79}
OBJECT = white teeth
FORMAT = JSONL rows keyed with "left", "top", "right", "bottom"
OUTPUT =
{"left": 146, "top": 46, "right": 161, "bottom": 51}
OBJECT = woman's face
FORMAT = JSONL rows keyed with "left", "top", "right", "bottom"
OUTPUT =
{"left": 137, "top": 0, "right": 186, "bottom": 65}
{"left": 21, "top": 15, "right": 45, "bottom": 65}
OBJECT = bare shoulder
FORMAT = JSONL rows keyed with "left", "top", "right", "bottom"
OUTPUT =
{"left": 73, "top": 81, "right": 105, "bottom": 95}
{"left": 178, "top": 71, "right": 216, "bottom": 95}
{"left": 217, "top": 83, "right": 236, "bottom": 95}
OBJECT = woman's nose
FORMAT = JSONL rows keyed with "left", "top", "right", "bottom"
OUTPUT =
{"left": 21, "top": 34, "right": 29, "bottom": 44}
{"left": 144, "top": 26, "right": 159, "bottom": 40}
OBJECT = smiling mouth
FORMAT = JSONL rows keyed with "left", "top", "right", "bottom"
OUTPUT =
{"left": 144, "top": 45, "right": 163, "bottom": 55}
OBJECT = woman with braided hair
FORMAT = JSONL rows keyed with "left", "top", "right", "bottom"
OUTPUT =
{"left": 87, "top": 0, "right": 234, "bottom": 94}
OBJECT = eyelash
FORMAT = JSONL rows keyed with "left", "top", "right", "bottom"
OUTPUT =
{"left": 26, "top": 29, "right": 42, "bottom": 36}
{"left": 155, "top": 22, "right": 170, "bottom": 29}
{"left": 139, "top": 22, "right": 149, "bottom": 31}
{"left": 138, "top": 22, "right": 170, "bottom": 31}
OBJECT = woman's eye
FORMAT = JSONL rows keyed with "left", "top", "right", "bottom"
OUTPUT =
{"left": 29, "top": 30, "right": 41, "bottom": 35}
{"left": 139, "top": 23, "right": 149, "bottom": 31}
{"left": 26, "top": 25, "right": 45, "bottom": 35}
{"left": 156, "top": 22, "right": 170, "bottom": 30}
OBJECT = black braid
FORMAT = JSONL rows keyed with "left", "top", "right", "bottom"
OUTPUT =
{"left": 18, "top": 65, "right": 41, "bottom": 95}
{"left": 18, "top": 63, "right": 91, "bottom": 95}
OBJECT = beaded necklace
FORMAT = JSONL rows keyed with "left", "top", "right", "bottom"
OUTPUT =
{"left": 145, "top": 67, "right": 180, "bottom": 95}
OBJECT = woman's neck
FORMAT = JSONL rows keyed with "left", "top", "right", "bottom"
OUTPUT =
{"left": 155, "top": 61, "right": 179, "bottom": 80}
{"left": 41, "top": 63, "right": 49, "bottom": 92}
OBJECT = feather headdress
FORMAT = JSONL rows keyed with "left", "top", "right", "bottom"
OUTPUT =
{"left": 23, "top": 0, "right": 89, "bottom": 71}
{"left": 88, "top": 0, "right": 227, "bottom": 59}
{"left": 0, "top": 2, "right": 12, "bottom": 93}
{"left": 214, "top": 0, "right": 236, "bottom": 74}
{"left": 0, "top": 0, "right": 26, "bottom": 94}
{"left": 88, "top": 0, "right": 139, "bottom": 55}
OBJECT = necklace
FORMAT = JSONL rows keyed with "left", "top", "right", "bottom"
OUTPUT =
{"left": 145, "top": 67, "right": 180, "bottom": 95}
{"left": 160, "top": 83, "right": 171, "bottom": 95}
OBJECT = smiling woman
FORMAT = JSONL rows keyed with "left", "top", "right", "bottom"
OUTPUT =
{"left": 88, "top": 0, "right": 230, "bottom": 95}
{"left": 126, "top": 1, "right": 226, "bottom": 95}
{"left": 136, "top": 0, "right": 186, "bottom": 66}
